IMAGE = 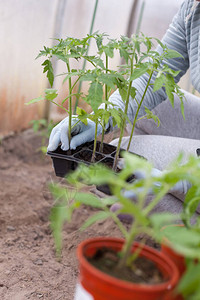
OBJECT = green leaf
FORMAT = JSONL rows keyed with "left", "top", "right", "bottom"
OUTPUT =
{"left": 63, "top": 71, "right": 82, "bottom": 83}
{"left": 99, "top": 74, "right": 116, "bottom": 90}
{"left": 74, "top": 192, "right": 103, "bottom": 208}
{"left": 104, "top": 46, "right": 114, "bottom": 58}
{"left": 50, "top": 205, "right": 69, "bottom": 255}
{"left": 164, "top": 49, "right": 183, "bottom": 59}
{"left": 165, "top": 74, "right": 175, "bottom": 107}
{"left": 40, "top": 146, "right": 47, "bottom": 154}
{"left": 81, "top": 211, "right": 111, "bottom": 231}
{"left": 29, "top": 119, "right": 47, "bottom": 131}
{"left": 67, "top": 163, "right": 116, "bottom": 186}
{"left": 101, "top": 196, "right": 118, "bottom": 206}
{"left": 118, "top": 196, "right": 149, "bottom": 226}
{"left": 45, "top": 89, "right": 58, "bottom": 101}
{"left": 130, "top": 87, "right": 136, "bottom": 99}
{"left": 144, "top": 106, "right": 160, "bottom": 127}
{"left": 76, "top": 107, "right": 88, "bottom": 125}
{"left": 25, "top": 96, "right": 44, "bottom": 105}
{"left": 87, "top": 81, "right": 103, "bottom": 111}
{"left": 119, "top": 48, "right": 129, "bottom": 63}
{"left": 184, "top": 196, "right": 200, "bottom": 227}
{"left": 180, "top": 97, "right": 185, "bottom": 120}
{"left": 42, "top": 59, "right": 54, "bottom": 87}
{"left": 83, "top": 56, "right": 104, "bottom": 69}
{"left": 161, "top": 226, "right": 200, "bottom": 258}
{"left": 130, "top": 64, "right": 149, "bottom": 81}
{"left": 150, "top": 213, "right": 178, "bottom": 229}
{"left": 79, "top": 72, "right": 96, "bottom": 82}
{"left": 96, "top": 34, "right": 103, "bottom": 50}
{"left": 49, "top": 183, "right": 69, "bottom": 201}
{"left": 134, "top": 41, "right": 140, "bottom": 54}
{"left": 109, "top": 108, "right": 122, "bottom": 128}
{"left": 178, "top": 262, "right": 200, "bottom": 297}
{"left": 153, "top": 74, "right": 165, "bottom": 92}
{"left": 119, "top": 87, "right": 127, "bottom": 102}
{"left": 54, "top": 53, "right": 69, "bottom": 63}
{"left": 184, "top": 186, "right": 200, "bottom": 207}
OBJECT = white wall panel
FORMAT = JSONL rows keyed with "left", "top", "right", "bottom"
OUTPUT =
{"left": 0, "top": 0, "right": 187, "bottom": 135}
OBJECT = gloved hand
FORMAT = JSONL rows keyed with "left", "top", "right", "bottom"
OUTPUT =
{"left": 117, "top": 167, "right": 191, "bottom": 201}
{"left": 110, "top": 167, "right": 192, "bottom": 222}
{"left": 47, "top": 115, "right": 104, "bottom": 152}
{"left": 131, "top": 168, "right": 191, "bottom": 201}
{"left": 110, "top": 168, "right": 162, "bottom": 222}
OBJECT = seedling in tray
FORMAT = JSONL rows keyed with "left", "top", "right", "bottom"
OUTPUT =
{"left": 26, "top": 32, "right": 185, "bottom": 175}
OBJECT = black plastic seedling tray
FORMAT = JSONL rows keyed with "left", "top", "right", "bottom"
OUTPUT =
{"left": 47, "top": 141, "right": 137, "bottom": 195}
{"left": 47, "top": 141, "right": 118, "bottom": 177}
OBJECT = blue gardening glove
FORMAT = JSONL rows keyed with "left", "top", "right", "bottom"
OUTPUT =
{"left": 121, "top": 168, "right": 191, "bottom": 201}
{"left": 110, "top": 167, "right": 192, "bottom": 222}
{"left": 47, "top": 116, "right": 104, "bottom": 152}
{"left": 131, "top": 168, "right": 191, "bottom": 201}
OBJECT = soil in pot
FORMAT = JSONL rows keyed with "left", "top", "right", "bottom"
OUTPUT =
{"left": 76, "top": 238, "right": 179, "bottom": 300}
{"left": 87, "top": 247, "right": 165, "bottom": 285}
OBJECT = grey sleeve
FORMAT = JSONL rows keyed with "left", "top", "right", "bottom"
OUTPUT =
{"left": 107, "top": 0, "right": 189, "bottom": 125}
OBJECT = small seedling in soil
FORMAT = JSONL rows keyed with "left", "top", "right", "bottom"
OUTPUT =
{"left": 29, "top": 118, "right": 57, "bottom": 154}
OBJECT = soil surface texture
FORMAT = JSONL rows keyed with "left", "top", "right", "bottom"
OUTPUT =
{"left": 0, "top": 129, "right": 158, "bottom": 300}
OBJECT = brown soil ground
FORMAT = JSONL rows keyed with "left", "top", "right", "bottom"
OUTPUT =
{"left": 0, "top": 129, "right": 157, "bottom": 300}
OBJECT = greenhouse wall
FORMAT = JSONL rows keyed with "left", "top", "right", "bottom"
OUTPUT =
{"left": 0, "top": 0, "right": 185, "bottom": 136}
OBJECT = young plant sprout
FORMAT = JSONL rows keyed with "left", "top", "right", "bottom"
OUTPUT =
{"left": 94, "top": 34, "right": 118, "bottom": 152}
{"left": 26, "top": 34, "right": 105, "bottom": 150}
{"left": 49, "top": 152, "right": 200, "bottom": 270}
{"left": 26, "top": 32, "right": 185, "bottom": 173}
{"left": 112, "top": 34, "right": 185, "bottom": 170}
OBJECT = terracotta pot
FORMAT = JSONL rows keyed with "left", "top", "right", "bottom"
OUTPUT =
{"left": 74, "top": 237, "right": 179, "bottom": 300}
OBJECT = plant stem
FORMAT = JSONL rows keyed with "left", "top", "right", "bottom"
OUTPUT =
{"left": 73, "top": 0, "right": 99, "bottom": 113}
{"left": 113, "top": 56, "right": 134, "bottom": 171}
{"left": 48, "top": 100, "right": 69, "bottom": 114}
{"left": 100, "top": 54, "right": 108, "bottom": 152}
{"left": 71, "top": 76, "right": 82, "bottom": 93}
{"left": 110, "top": 210, "right": 128, "bottom": 239}
{"left": 126, "top": 70, "right": 153, "bottom": 152}
{"left": 67, "top": 61, "right": 72, "bottom": 146}
{"left": 91, "top": 119, "right": 98, "bottom": 163}
{"left": 135, "top": 1, "right": 146, "bottom": 35}
{"left": 117, "top": 220, "right": 138, "bottom": 269}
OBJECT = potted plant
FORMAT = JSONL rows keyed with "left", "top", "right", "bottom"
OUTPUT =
{"left": 26, "top": 32, "right": 184, "bottom": 178}
{"left": 48, "top": 152, "right": 200, "bottom": 299}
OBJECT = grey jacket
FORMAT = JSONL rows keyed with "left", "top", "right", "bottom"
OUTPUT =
{"left": 108, "top": 0, "right": 200, "bottom": 124}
